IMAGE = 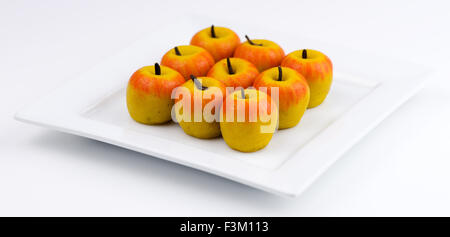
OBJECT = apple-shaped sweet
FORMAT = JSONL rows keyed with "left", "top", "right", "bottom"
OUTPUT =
{"left": 281, "top": 49, "right": 332, "bottom": 108}
{"left": 233, "top": 35, "right": 285, "bottom": 72}
{"left": 190, "top": 25, "right": 241, "bottom": 62}
{"left": 220, "top": 88, "right": 278, "bottom": 152}
{"left": 207, "top": 57, "right": 259, "bottom": 89}
{"left": 127, "top": 63, "right": 185, "bottom": 124}
{"left": 161, "top": 45, "right": 215, "bottom": 80}
{"left": 174, "top": 75, "right": 226, "bottom": 139}
{"left": 253, "top": 66, "right": 310, "bottom": 129}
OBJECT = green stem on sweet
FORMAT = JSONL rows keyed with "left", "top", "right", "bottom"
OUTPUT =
{"left": 211, "top": 25, "right": 217, "bottom": 38}
{"left": 278, "top": 66, "right": 282, "bottom": 81}
{"left": 154, "top": 63, "right": 161, "bottom": 75}
{"left": 226, "top": 57, "right": 235, "bottom": 74}
{"left": 190, "top": 75, "right": 207, "bottom": 90}
{"left": 302, "top": 49, "right": 307, "bottom": 59}
{"left": 245, "top": 35, "right": 262, "bottom": 46}
{"left": 240, "top": 88, "right": 245, "bottom": 99}
{"left": 174, "top": 46, "right": 181, "bottom": 56}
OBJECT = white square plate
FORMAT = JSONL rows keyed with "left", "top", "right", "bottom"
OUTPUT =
{"left": 15, "top": 17, "right": 431, "bottom": 197}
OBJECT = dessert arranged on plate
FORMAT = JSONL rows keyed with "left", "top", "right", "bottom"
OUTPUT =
{"left": 126, "top": 25, "right": 333, "bottom": 152}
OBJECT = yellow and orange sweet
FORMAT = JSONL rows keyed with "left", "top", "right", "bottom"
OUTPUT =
{"left": 220, "top": 88, "right": 278, "bottom": 152}
{"left": 127, "top": 63, "right": 185, "bottom": 124}
{"left": 234, "top": 35, "right": 285, "bottom": 72}
{"left": 207, "top": 57, "right": 259, "bottom": 89}
{"left": 174, "top": 76, "right": 227, "bottom": 139}
{"left": 190, "top": 25, "right": 241, "bottom": 62}
{"left": 253, "top": 66, "right": 310, "bottom": 129}
{"left": 281, "top": 49, "right": 332, "bottom": 108}
{"left": 161, "top": 45, "right": 215, "bottom": 80}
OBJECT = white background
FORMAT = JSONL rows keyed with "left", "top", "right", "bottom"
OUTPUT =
{"left": 1, "top": 0, "right": 450, "bottom": 216}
